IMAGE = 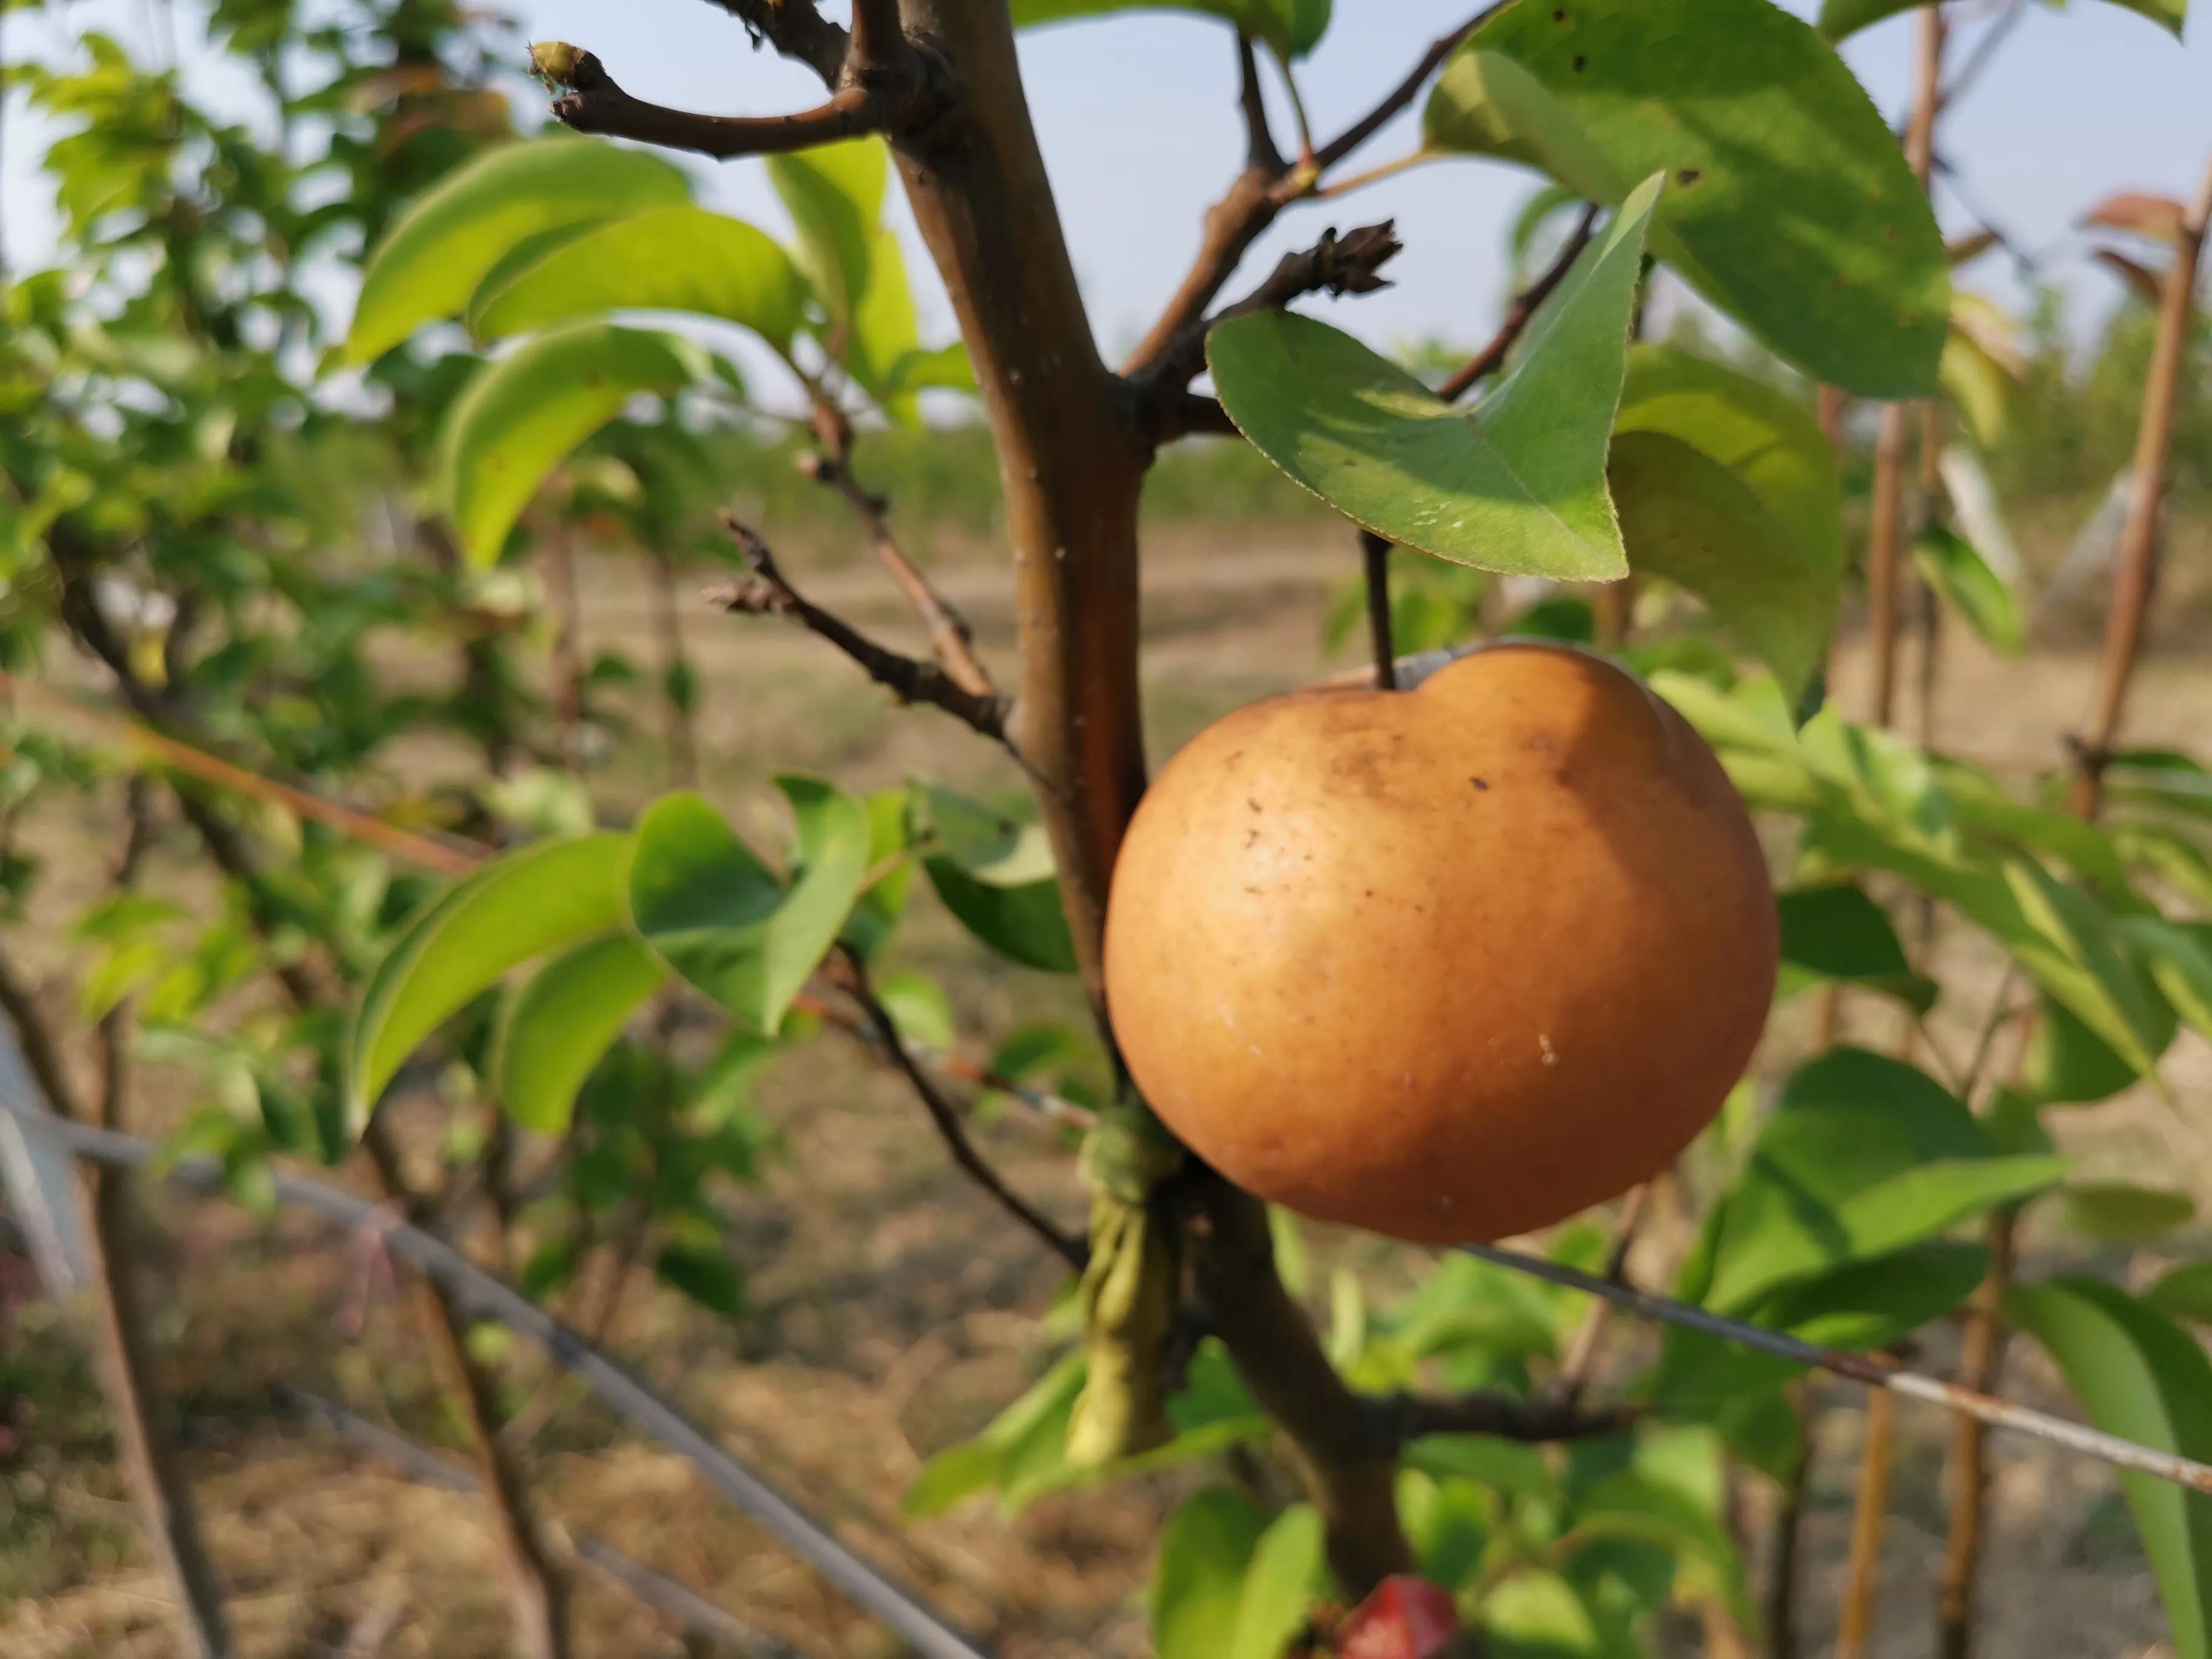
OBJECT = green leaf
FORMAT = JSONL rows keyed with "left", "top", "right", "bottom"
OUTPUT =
{"left": 346, "top": 136, "right": 692, "bottom": 363}
{"left": 874, "top": 970, "right": 955, "bottom": 1050}
{"left": 346, "top": 834, "right": 632, "bottom": 1133}
{"left": 913, "top": 784, "right": 1079, "bottom": 974}
{"left": 1691, "top": 1047, "right": 2062, "bottom": 1314}
{"left": 1398, "top": 1470, "right": 1492, "bottom": 1593}
{"left": 1607, "top": 431, "right": 1832, "bottom": 699}
{"left": 903, "top": 1354, "right": 1087, "bottom": 1517}
{"left": 1154, "top": 1488, "right": 1271, "bottom": 1659}
{"left": 443, "top": 322, "right": 697, "bottom": 567}
{"left": 2007, "top": 1280, "right": 2212, "bottom": 1659}
{"left": 2060, "top": 1182, "right": 2196, "bottom": 1244}
{"left": 629, "top": 780, "right": 871, "bottom": 1033}
{"left": 1823, "top": 0, "right": 2185, "bottom": 43}
{"left": 1230, "top": 1506, "right": 1329, "bottom": 1659}
{"left": 1915, "top": 525, "right": 2022, "bottom": 657}
{"left": 2118, "top": 917, "right": 2212, "bottom": 1044}
{"left": 1010, "top": 0, "right": 1330, "bottom": 58}
{"left": 491, "top": 933, "right": 667, "bottom": 1134}
{"left": 1483, "top": 1569, "right": 1604, "bottom": 1657}
{"left": 765, "top": 137, "right": 934, "bottom": 417}
{"left": 469, "top": 205, "right": 808, "bottom": 352}
{"left": 654, "top": 1245, "right": 745, "bottom": 1318}
{"left": 1428, "top": 0, "right": 1949, "bottom": 397}
{"left": 1208, "top": 175, "right": 1662, "bottom": 581}
{"left": 1651, "top": 1241, "right": 1991, "bottom": 1407}
{"left": 2147, "top": 1264, "right": 2212, "bottom": 1327}
{"left": 1570, "top": 1470, "right": 1754, "bottom": 1630}
{"left": 1616, "top": 346, "right": 1845, "bottom": 603}
{"left": 1775, "top": 883, "right": 1937, "bottom": 1012}
{"left": 2020, "top": 994, "right": 2176, "bottom": 1107}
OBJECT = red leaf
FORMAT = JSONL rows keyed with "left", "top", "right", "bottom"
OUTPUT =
{"left": 2080, "top": 192, "right": 2187, "bottom": 243}
{"left": 1336, "top": 1576, "right": 1460, "bottom": 1659}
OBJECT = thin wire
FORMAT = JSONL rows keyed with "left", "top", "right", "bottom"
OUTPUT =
{"left": 1, "top": 1096, "right": 994, "bottom": 1659}
{"left": 1459, "top": 1242, "right": 2212, "bottom": 1498}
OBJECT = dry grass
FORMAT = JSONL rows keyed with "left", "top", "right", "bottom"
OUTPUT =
{"left": 4, "top": 524, "right": 2209, "bottom": 1657}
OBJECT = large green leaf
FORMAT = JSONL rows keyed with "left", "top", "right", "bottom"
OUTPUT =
{"left": 2059, "top": 1182, "right": 2197, "bottom": 1243}
{"left": 491, "top": 933, "right": 667, "bottom": 1134}
{"left": 1208, "top": 174, "right": 1662, "bottom": 580}
{"left": 346, "top": 834, "right": 632, "bottom": 1131}
{"left": 765, "top": 138, "right": 934, "bottom": 418}
{"left": 441, "top": 322, "right": 697, "bottom": 567}
{"left": 1427, "top": 0, "right": 1949, "bottom": 397}
{"left": 1010, "top": 0, "right": 1330, "bottom": 58}
{"left": 2119, "top": 917, "right": 2212, "bottom": 1044}
{"left": 345, "top": 136, "right": 692, "bottom": 363}
{"left": 913, "top": 784, "right": 1078, "bottom": 974}
{"left": 2147, "top": 1264, "right": 2212, "bottom": 1327}
{"left": 629, "top": 780, "right": 871, "bottom": 1033}
{"left": 1822, "top": 0, "right": 2184, "bottom": 43}
{"left": 1154, "top": 1489, "right": 1272, "bottom": 1659}
{"left": 1687, "top": 1046, "right": 2063, "bottom": 1314}
{"left": 1915, "top": 525, "right": 2023, "bottom": 657}
{"left": 1607, "top": 431, "right": 1832, "bottom": 699}
{"left": 1230, "top": 1506, "right": 1329, "bottom": 1659}
{"left": 1775, "top": 882, "right": 1937, "bottom": 1011}
{"left": 469, "top": 205, "right": 806, "bottom": 351}
{"left": 2008, "top": 1280, "right": 2212, "bottom": 1659}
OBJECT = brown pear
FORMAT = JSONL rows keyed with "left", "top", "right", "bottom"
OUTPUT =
{"left": 1103, "top": 643, "right": 1776, "bottom": 1243}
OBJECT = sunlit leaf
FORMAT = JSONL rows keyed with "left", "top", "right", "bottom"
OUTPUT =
{"left": 2008, "top": 1280, "right": 2212, "bottom": 1659}
{"left": 1915, "top": 525, "right": 2022, "bottom": 656}
{"left": 442, "top": 322, "right": 697, "bottom": 566}
{"left": 2147, "top": 1264, "right": 2212, "bottom": 1327}
{"left": 1208, "top": 175, "right": 1662, "bottom": 580}
{"left": 913, "top": 783, "right": 1079, "bottom": 973}
{"left": 346, "top": 135, "right": 691, "bottom": 363}
{"left": 1686, "top": 1046, "right": 2063, "bottom": 1315}
{"left": 1230, "top": 1505, "right": 1329, "bottom": 1659}
{"left": 1825, "top": 0, "right": 2185, "bottom": 44}
{"left": 470, "top": 205, "right": 807, "bottom": 350}
{"left": 346, "top": 834, "right": 632, "bottom": 1131}
{"left": 1608, "top": 431, "right": 1832, "bottom": 698}
{"left": 1428, "top": 0, "right": 1949, "bottom": 396}
{"left": 1154, "top": 1488, "right": 1272, "bottom": 1659}
{"left": 629, "top": 780, "right": 871, "bottom": 1033}
{"left": 492, "top": 933, "right": 666, "bottom": 1134}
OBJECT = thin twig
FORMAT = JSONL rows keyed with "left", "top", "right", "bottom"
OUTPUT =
{"left": 714, "top": 518, "right": 1014, "bottom": 751}
{"left": 1436, "top": 202, "right": 1599, "bottom": 402}
{"left": 798, "top": 449, "right": 996, "bottom": 700}
{"left": 1312, "top": 2, "right": 1510, "bottom": 174}
{"left": 700, "top": 0, "right": 849, "bottom": 87}
{"left": 1554, "top": 1179, "right": 1654, "bottom": 1396}
{"left": 0, "top": 669, "right": 484, "bottom": 875}
{"left": 2, "top": 1102, "right": 993, "bottom": 1659}
{"left": 1359, "top": 532, "right": 1398, "bottom": 692}
{"left": 541, "top": 47, "right": 907, "bottom": 160}
{"left": 1837, "top": 1383, "right": 1898, "bottom": 1659}
{"left": 1134, "top": 220, "right": 1401, "bottom": 410}
{"left": 833, "top": 948, "right": 1087, "bottom": 1271}
{"left": 1234, "top": 32, "right": 1282, "bottom": 172}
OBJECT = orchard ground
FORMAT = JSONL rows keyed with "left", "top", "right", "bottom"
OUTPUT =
{"left": 4, "top": 510, "right": 2209, "bottom": 1658}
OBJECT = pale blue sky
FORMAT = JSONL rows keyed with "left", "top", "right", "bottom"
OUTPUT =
{"left": 5, "top": 1, "right": 2207, "bottom": 375}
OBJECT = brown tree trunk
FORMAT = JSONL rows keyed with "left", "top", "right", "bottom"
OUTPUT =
{"left": 885, "top": 0, "right": 1416, "bottom": 1587}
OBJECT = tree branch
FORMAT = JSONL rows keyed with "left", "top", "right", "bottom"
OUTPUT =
{"left": 1382, "top": 1387, "right": 1638, "bottom": 1445}
{"left": 1128, "top": 220, "right": 1401, "bottom": 432}
{"left": 833, "top": 948, "right": 1088, "bottom": 1272}
{"left": 1312, "top": 1, "right": 1509, "bottom": 173}
{"left": 1435, "top": 200, "right": 1600, "bottom": 402}
{"left": 713, "top": 518, "right": 1014, "bottom": 749}
{"left": 797, "top": 446, "right": 996, "bottom": 700}
{"left": 1235, "top": 32, "right": 1283, "bottom": 173}
{"left": 695, "top": 0, "right": 850, "bottom": 88}
{"left": 543, "top": 49, "right": 890, "bottom": 161}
